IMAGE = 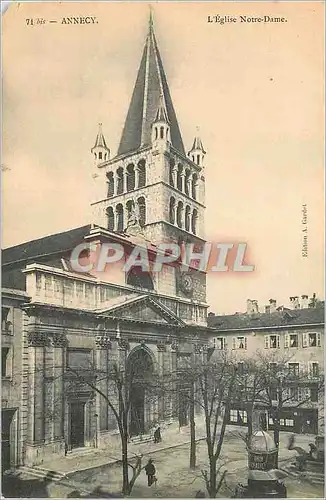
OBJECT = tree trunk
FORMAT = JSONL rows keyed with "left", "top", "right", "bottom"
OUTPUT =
{"left": 121, "top": 431, "right": 130, "bottom": 495}
{"left": 247, "top": 406, "right": 253, "bottom": 438}
{"left": 273, "top": 419, "right": 280, "bottom": 468}
{"left": 209, "top": 456, "right": 217, "bottom": 498}
{"left": 189, "top": 382, "right": 196, "bottom": 469}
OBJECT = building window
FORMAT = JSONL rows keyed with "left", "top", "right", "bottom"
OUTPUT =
{"left": 137, "top": 160, "right": 146, "bottom": 188}
{"left": 116, "top": 204, "right": 124, "bottom": 232}
{"left": 107, "top": 172, "right": 114, "bottom": 198}
{"left": 177, "top": 164, "right": 183, "bottom": 191}
{"left": 99, "top": 152, "right": 103, "bottom": 160}
{"left": 2, "top": 347, "right": 12, "bottom": 378}
{"left": 303, "top": 332, "right": 321, "bottom": 348}
{"left": 239, "top": 410, "right": 247, "bottom": 423}
{"left": 126, "top": 267, "right": 154, "bottom": 290}
{"left": 230, "top": 409, "right": 238, "bottom": 422}
{"left": 264, "top": 335, "right": 280, "bottom": 349}
{"left": 192, "top": 173, "right": 198, "bottom": 199}
{"left": 117, "top": 167, "right": 124, "bottom": 194}
{"left": 137, "top": 197, "right": 146, "bottom": 227}
{"left": 126, "top": 164, "right": 135, "bottom": 192}
{"left": 177, "top": 201, "right": 183, "bottom": 228}
{"left": 185, "top": 169, "right": 191, "bottom": 196}
{"left": 106, "top": 207, "right": 114, "bottom": 231}
{"left": 214, "top": 337, "right": 226, "bottom": 350}
{"left": 310, "top": 387, "right": 318, "bottom": 402}
{"left": 191, "top": 209, "right": 198, "bottom": 234}
{"left": 288, "top": 363, "right": 299, "bottom": 377}
{"left": 169, "top": 160, "right": 175, "bottom": 187}
{"left": 232, "top": 336, "right": 247, "bottom": 350}
{"left": 169, "top": 197, "right": 176, "bottom": 224}
{"left": 185, "top": 205, "right": 191, "bottom": 232}
{"left": 309, "top": 362, "right": 319, "bottom": 378}
{"left": 284, "top": 333, "right": 298, "bottom": 348}
{"left": 2, "top": 307, "right": 12, "bottom": 335}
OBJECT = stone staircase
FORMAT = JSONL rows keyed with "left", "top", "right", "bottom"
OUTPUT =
{"left": 14, "top": 465, "right": 67, "bottom": 482}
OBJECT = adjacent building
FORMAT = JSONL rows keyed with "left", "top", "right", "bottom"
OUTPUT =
{"left": 208, "top": 297, "right": 324, "bottom": 435}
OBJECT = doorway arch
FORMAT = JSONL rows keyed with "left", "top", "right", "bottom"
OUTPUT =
{"left": 126, "top": 347, "right": 155, "bottom": 436}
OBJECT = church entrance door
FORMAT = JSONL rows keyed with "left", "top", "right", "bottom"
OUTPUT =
{"left": 70, "top": 402, "right": 85, "bottom": 449}
{"left": 127, "top": 348, "right": 154, "bottom": 437}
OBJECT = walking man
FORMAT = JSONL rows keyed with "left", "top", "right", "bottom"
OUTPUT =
{"left": 145, "top": 458, "right": 156, "bottom": 487}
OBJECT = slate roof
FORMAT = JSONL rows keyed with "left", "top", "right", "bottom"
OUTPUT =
{"left": 2, "top": 225, "right": 92, "bottom": 266}
{"left": 207, "top": 306, "right": 325, "bottom": 331}
{"left": 117, "top": 19, "right": 185, "bottom": 156}
{"left": 92, "top": 123, "right": 108, "bottom": 150}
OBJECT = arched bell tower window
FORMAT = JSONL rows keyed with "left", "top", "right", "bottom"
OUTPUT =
{"left": 127, "top": 267, "right": 154, "bottom": 290}
{"left": 177, "top": 201, "right": 184, "bottom": 228}
{"left": 117, "top": 167, "right": 124, "bottom": 195}
{"left": 127, "top": 164, "right": 135, "bottom": 192}
{"left": 106, "top": 206, "right": 114, "bottom": 232}
{"left": 160, "top": 126, "right": 164, "bottom": 139}
{"left": 177, "top": 164, "right": 183, "bottom": 191}
{"left": 192, "top": 209, "right": 198, "bottom": 234}
{"left": 185, "top": 205, "right": 191, "bottom": 232}
{"left": 137, "top": 160, "right": 146, "bottom": 188}
{"left": 192, "top": 173, "right": 198, "bottom": 200}
{"left": 185, "top": 169, "right": 191, "bottom": 197}
{"left": 116, "top": 204, "right": 124, "bottom": 232}
{"left": 169, "top": 197, "right": 176, "bottom": 224}
{"left": 107, "top": 172, "right": 114, "bottom": 198}
{"left": 137, "top": 197, "right": 146, "bottom": 227}
{"left": 169, "top": 159, "right": 175, "bottom": 187}
{"left": 126, "top": 199, "right": 135, "bottom": 223}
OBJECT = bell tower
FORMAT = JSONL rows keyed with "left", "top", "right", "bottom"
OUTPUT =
{"left": 90, "top": 11, "right": 207, "bottom": 303}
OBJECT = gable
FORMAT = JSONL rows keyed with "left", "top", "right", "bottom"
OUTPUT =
{"left": 98, "top": 295, "right": 184, "bottom": 326}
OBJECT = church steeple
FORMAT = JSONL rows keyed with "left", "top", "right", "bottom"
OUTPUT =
{"left": 91, "top": 123, "right": 110, "bottom": 165}
{"left": 117, "top": 11, "right": 185, "bottom": 157}
{"left": 188, "top": 129, "right": 206, "bottom": 167}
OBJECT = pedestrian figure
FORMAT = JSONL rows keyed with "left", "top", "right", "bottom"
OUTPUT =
{"left": 145, "top": 458, "right": 156, "bottom": 487}
{"left": 153, "top": 426, "right": 162, "bottom": 443}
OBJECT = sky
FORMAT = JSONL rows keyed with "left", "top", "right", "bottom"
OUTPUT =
{"left": 2, "top": 1, "right": 324, "bottom": 314}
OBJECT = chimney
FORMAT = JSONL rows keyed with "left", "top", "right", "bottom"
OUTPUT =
{"left": 252, "top": 300, "right": 259, "bottom": 314}
{"left": 269, "top": 299, "right": 277, "bottom": 313}
{"left": 290, "top": 296, "right": 300, "bottom": 309}
{"left": 301, "top": 295, "right": 309, "bottom": 309}
{"left": 265, "top": 305, "right": 271, "bottom": 314}
{"left": 247, "top": 299, "right": 253, "bottom": 314}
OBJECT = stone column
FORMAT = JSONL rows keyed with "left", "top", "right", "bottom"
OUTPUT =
{"left": 171, "top": 342, "right": 178, "bottom": 419}
{"left": 95, "top": 335, "right": 112, "bottom": 436}
{"left": 27, "top": 332, "right": 46, "bottom": 444}
{"left": 157, "top": 342, "right": 166, "bottom": 421}
{"left": 135, "top": 166, "right": 139, "bottom": 189}
{"left": 172, "top": 167, "right": 177, "bottom": 187}
{"left": 52, "top": 333, "right": 67, "bottom": 443}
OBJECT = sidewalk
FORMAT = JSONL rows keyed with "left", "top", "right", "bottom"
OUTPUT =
{"left": 40, "top": 425, "right": 316, "bottom": 476}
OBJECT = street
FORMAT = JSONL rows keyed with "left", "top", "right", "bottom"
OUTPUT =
{"left": 3, "top": 432, "right": 324, "bottom": 498}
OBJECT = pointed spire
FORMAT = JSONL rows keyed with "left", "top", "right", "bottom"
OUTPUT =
{"left": 188, "top": 127, "right": 206, "bottom": 154}
{"left": 148, "top": 5, "right": 154, "bottom": 34}
{"left": 92, "top": 123, "right": 108, "bottom": 150}
{"left": 117, "top": 11, "right": 185, "bottom": 156}
{"left": 154, "top": 94, "right": 170, "bottom": 123}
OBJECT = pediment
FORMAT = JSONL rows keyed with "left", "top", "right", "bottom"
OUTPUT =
{"left": 97, "top": 294, "right": 185, "bottom": 326}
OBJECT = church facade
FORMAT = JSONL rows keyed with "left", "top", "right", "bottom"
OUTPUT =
{"left": 1, "top": 15, "right": 210, "bottom": 467}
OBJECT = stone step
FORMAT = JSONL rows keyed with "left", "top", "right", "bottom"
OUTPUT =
{"left": 17, "top": 465, "right": 66, "bottom": 482}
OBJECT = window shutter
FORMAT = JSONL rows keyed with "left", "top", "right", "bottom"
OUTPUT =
{"left": 277, "top": 335, "right": 280, "bottom": 349}
{"left": 302, "top": 333, "right": 308, "bottom": 348}
{"left": 308, "top": 361, "right": 312, "bottom": 378}
{"left": 224, "top": 338, "right": 228, "bottom": 350}
{"left": 264, "top": 335, "right": 269, "bottom": 349}
{"left": 244, "top": 337, "right": 248, "bottom": 350}
{"left": 317, "top": 332, "right": 321, "bottom": 347}
{"left": 232, "top": 337, "right": 236, "bottom": 350}
{"left": 284, "top": 334, "right": 289, "bottom": 348}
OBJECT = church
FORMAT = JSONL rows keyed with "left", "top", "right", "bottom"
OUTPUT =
{"left": 1, "top": 13, "right": 209, "bottom": 467}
